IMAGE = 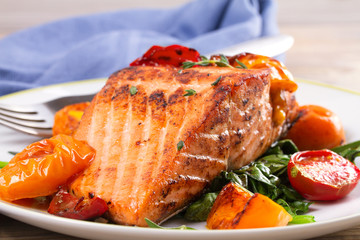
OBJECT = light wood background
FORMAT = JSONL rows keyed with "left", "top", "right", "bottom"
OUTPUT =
{"left": 0, "top": 0, "right": 360, "bottom": 239}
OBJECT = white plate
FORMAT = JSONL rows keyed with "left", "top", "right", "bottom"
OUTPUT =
{"left": 0, "top": 79, "right": 360, "bottom": 240}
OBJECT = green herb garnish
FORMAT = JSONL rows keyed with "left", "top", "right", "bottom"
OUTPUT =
{"left": 183, "top": 89, "right": 196, "bottom": 96}
{"left": 182, "top": 55, "right": 246, "bottom": 70}
{"left": 182, "top": 55, "right": 232, "bottom": 69}
{"left": 145, "top": 218, "right": 195, "bottom": 230}
{"left": 235, "top": 59, "right": 248, "bottom": 69}
{"left": 177, "top": 140, "right": 184, "bottom": 151}
{"left": 211, "top": 76, "right": 222, "bottom": 86}
{"left": 130, "top": 86, "right": 138, "bottom": 96}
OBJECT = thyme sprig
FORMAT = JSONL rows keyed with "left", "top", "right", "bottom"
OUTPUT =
{"left": 145, "top": 218, "right": 195, "bottom": 230}
{"left": 182, "top": 55, "right": 247, "bottom": 70}
{"left": 211, "top": 76, "right": 222, "bottom": 86}
{"left": 182, "top": 55, "right": 232, "bottom": 69}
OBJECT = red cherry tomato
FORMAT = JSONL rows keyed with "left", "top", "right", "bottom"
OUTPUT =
{"left": 130, "top": 44, "right": 201, "bottom": 67}
{"left": 48, "top": 189, "right": 108, "bottom": 220}
{"left": 288, "top": 150, "right": 360, "bottom": 201}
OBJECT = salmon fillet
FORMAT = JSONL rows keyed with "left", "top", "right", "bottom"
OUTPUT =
{"left": 70, "top": 66, "right": 296, "bottom": 226}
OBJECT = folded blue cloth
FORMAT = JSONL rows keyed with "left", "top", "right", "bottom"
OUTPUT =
{"left": 0, "top": 0, "right": 278, "bottom": 96}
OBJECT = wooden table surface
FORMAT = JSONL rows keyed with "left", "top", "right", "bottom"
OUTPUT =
{"left": 0, "top": 0, "right": 359, "bottom": 239}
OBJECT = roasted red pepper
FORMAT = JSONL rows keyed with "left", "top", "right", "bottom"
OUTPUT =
{"left": 48, "top": 189, "right": 108, "bottom": 220}
{"left": 288, "top": 150, "right": 360, "bottom": 201}
{"left": 130, "top": 44, "right": 201, "bottom": 67}
{"left": 0, "top": 134, "right": 95, "bottom": 201}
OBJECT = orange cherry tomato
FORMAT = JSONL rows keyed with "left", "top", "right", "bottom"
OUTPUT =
{"left": 288, "top": 150, "right": 360, "bottom": 201}
{"left": 225, "top": 53, "right": 298, "bottom": 125}
{"left": 284, "top": 105, "right": 345, "bottom": 151}
{"left": 53, "top": 102, "right": 90, "bottom": 136}
{"left": 0, "top": 134, "right": 95, "bottom": 201}
{"left": 227, "top": 52, "right": 298, "bottom": 93}
{"left": 130, "top": 45, "right": 201, "bottom": 67}
{"left": 48, "top": 189, "right": 108, "bottom": 220}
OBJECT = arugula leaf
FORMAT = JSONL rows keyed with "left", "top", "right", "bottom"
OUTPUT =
{"left": 145, "top": 218, "right": 196, "bottom": 230}
{"left": 276, "top": 199, "right": 315, "bottom": 224}
{"left": 0, "top": 161, "right": 8, "bottom": 169}
{"left": 184, "top": 193, "right": 218, "bottom": 221}
{"left": 332, "top": 140, "right": 360, "bottom": 162}
{"left": 184, "top": 139, "right": 315, "bottom": 224}
{"left": 290, "top": 215, "right": 316, "bottom": 224}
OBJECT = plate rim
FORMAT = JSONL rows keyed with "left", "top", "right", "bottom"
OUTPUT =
{"left": 0, "top": 78, "right": 360, "bottom": 240}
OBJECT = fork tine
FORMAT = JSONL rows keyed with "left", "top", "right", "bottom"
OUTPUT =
{"left": 0, "top": 103, "right": 37, "bottom": 113}
{"left": 0, "top": 110, "right": 45, "bottom": 122}
{"left": 0, "top": 115, "right": 53, "bottom": 129}
{"left": 0, "top": 118, "right": 53, "bottom": 138}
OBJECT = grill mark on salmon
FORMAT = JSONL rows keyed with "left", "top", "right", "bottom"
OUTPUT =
{"left": 71, "top": 66, "right": 296, "bottom": 226}
{"left": 103, "top": 85, "right": 129, "bottom": 200}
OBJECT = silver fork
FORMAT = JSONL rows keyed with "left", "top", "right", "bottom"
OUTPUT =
{"left": 0, "top": 93, "right": 95, "bottom": 138}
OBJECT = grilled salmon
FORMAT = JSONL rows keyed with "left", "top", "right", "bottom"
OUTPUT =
{"left": 70, "top": 66, "right": 296, "bottom": 226}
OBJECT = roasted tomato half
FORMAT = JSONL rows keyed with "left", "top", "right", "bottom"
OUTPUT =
{"left": 288, "top": 150, "right": 360, "bottom": 201}
{"left": 48, "top": 189, "right": 108, "bottom": 220}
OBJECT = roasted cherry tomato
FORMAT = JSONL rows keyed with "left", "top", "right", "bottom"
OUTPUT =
{"left": 130, "top": 44, "right": 201, "bottom": 67}
{"left": 53, "top": 102, "right": 90, "bottom": 136}
{"left": 284, "top": 105, "right": 345, "bottom": 151}
{"left": 48, "top": 189, "right": 108, "bottom": 220}
{"left": 288, "top": 150, "right": 360, "bottom": 201}
{"left": 0, "top": 134, "right": 95, "bottom": 201}
{"left": 226, "top": 53, "right": 298, "bottom": 125}
{"left": 227, "top": 52, "right": 298, "bottom": 93}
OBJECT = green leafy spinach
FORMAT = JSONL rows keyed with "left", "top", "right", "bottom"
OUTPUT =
{"left": 184, "top": 139, "right": 315, "bottom": 224}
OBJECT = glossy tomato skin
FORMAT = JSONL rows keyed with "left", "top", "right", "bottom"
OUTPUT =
{"left": 48, "top": 189, "right": 108, "bottom": 220}
{"left": 130, "top": 45, "right": 201, "bottom": 67}
{"left": 288, "top": 150, "right": 360, "bottom": 201}
{"left": 284, "top": 105, "right": 345, "bottom": 151}
{"left": 0, "top": 134, "right": 95, "bottom": 201}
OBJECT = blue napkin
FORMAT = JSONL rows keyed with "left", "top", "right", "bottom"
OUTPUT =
{"left": 0, "top": 0, "right": 278, "bottom": 96}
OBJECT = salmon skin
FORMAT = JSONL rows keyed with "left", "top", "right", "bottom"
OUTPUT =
{"left": 70, "top": 66, "right": 296, "bottom": 226}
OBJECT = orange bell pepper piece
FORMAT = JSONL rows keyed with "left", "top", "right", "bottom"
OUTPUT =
{"left": 53, "top": 102, "right": 90, "bottom": 136}
{"left": 0, "top": 134, "right": 95, "bottom": 201}
{"left": 207, "top": 182, "right": 292, "bottom": 229}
